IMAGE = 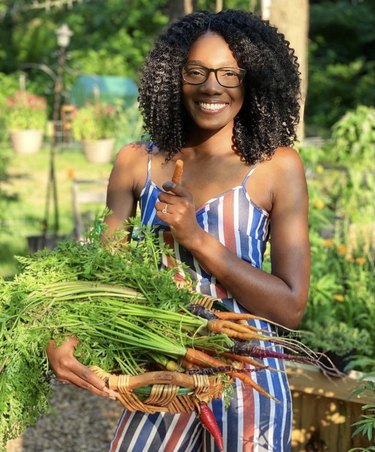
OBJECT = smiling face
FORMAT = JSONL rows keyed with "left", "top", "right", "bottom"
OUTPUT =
{"left": 182, "top": 32, "right": 245, "bottom": 136}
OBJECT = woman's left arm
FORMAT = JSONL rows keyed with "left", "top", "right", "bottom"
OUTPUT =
{"left": 157, "top": 148, "right": 310, "bottom": 330}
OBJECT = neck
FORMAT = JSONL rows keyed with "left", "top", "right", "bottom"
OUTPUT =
{"left": 184, "top": 121, "right": 235, "bottom": 156}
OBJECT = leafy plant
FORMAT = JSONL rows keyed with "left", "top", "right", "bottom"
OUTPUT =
{"left": 348, "top": 359, "right": 375, "bottom": 452}
{"left": 4, "top": 90, "right": 47, "bottom": 131}
{"left": 306, "top": 1, "right": 375, "bottom": 132}
{"left": 328, "top": 105, "right": 375, "bottom": 164}
{"left": 71, "top": 102, "right": 122, "bottom": 141}
{"left": 300, "top": 320, "right": 371, "bottom": 358}
{"left": 300, "top": 218, "right": 375, "bottom": 362}
{"left": 298, "top": 125, "right": 375, "bottom": 372}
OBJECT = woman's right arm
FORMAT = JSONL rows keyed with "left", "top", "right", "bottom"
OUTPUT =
{"left": 46, "top": 143, "right": 146, "bottom": 396}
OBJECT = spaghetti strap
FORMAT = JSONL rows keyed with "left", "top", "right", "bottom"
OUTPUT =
{"left": 241, "top": 164, "right": 258, "bottom": 187}
{"left": 144, "top": 143, "right": 154, "bottom": 186}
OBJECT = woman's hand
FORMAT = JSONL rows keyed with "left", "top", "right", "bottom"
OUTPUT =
{"left": 156, "top": 181, "right": 205, "bottom": 249}
{"left": 46, "top": 337, "right": 117, "bottom": 399}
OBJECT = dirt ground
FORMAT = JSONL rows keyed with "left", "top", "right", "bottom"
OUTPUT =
{"left": 6, "top": 379, "right": 123, "bottom": 452}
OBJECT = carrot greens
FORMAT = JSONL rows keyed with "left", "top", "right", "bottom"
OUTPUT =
{"left": 0, "top": 217, "right": 214, "bottom": 448}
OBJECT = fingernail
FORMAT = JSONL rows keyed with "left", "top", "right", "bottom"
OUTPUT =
{"left": 164, "top": 181, "right": 176, "bottom": 190}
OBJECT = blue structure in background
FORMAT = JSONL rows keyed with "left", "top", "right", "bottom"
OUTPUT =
{"left": 69, "top": 74, "right": 138, "bottom": 107}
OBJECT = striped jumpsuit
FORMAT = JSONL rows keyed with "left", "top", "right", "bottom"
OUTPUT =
{"left": 110, "top": 150, "right": 293, "bottom": 452}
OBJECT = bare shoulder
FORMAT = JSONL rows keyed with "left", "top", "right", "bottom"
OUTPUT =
{"left": 109, "top": 142, "right": 151, "bottom": 192}
{"left": 268, "top": 147, "right": 306, "bottom": 174}
{"left": 268, "top": 147, "right": 308, "bottom": 211}
{"left": 114, "top": 141, "right": 150, "bottom": 168}
{"left": 263, "top": 147, "right": 307, "bottom": 193}
{"left": 105, "top": 142, "right": 151, "bottom": 230}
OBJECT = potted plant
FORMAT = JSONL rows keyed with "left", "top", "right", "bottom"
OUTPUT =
{"left": 71, "top": 103, "right": 120, "bottom": 163}
{"left": 5, "top": 90, "right": 47, "bottom": 154}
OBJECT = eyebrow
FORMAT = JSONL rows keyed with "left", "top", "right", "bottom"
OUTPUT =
{"left": 186, "top": 60, "right": 240, "bottom": 68}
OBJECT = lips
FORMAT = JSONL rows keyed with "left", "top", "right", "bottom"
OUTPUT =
{"left": 198, "top": 102, "right": 228, "bottom": 112}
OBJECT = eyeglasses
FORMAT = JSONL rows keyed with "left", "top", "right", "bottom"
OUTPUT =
{"left": 182, "top": 64, "right": 246, "bottom": 88}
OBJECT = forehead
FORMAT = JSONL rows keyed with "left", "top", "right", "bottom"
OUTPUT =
{"left": 187, "top": 32, "right": 238, "bottom": 66}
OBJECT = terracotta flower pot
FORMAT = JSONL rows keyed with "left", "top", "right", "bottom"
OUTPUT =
{"left": 10, "top": 130, "right": 43, "bottom": 154}
{"left": 82, "top": 138, "right": 115, "bottom": 164}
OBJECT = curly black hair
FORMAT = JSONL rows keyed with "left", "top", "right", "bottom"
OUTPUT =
{"left": 139, "top": 9, "right": 301, "bottom": 165}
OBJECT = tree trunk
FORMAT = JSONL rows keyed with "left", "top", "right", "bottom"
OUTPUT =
{"left": 261, "top": 0, "right": 309, "bottom": 142}
{"left": 165, "top": 0, "right": 196, "bottom": 23}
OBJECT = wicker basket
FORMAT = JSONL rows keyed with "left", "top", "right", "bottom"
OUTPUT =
{"left": 91, "top": 294, "right": 229, "bottom": 414}
{"left": 91, "top": 367, "right": 225, "bottom": 414}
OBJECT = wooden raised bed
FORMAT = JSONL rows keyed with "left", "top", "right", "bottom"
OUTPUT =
{"left": 287, "top": 364, "right": 373, "bottom": 451}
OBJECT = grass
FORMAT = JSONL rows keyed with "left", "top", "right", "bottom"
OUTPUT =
{"left": 0, "top": 140, "right": 113, "bottom": 278}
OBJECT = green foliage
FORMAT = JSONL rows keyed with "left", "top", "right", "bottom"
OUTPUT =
{"left": 299, "top": 109, "right": 375, "bottom": 365}
{"left": 0, "top": 73, "right": 20, "bottom": 105}
{"left": 306, "top": 1, "right": 375, "bottom": 133}
{"left": 300, "top": 105, "right": 375, "bottom": 226}
{"left": 328, "top": 105, "right": 375, "bottom": 164}
{"left": 0, "top": 217, "right": 231, "bottom": 446}
{"left": 349, "top": 365, "right": 375, "bottom": 451}
{"left": 301, "top": 320, "right": 371, "bottom": 357}
{"left": 301, "top": 212, "right": 375, "bottom": 357}
{"left": 71, "top": 102, "right": 123, "bottom": 141}
{"left": 0, "top": 72, "right": 21, "bottom": 141}
{"left": 115, "top": 101, "right": 145, "bottom": 146}
{"left": 0, "top": 0, "right": 169, "bottom": 79}
{"left": 4, "top": 90, "right": 47, "bottom": 131}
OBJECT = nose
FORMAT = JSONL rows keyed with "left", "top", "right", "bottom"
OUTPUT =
{"left": 200, "top": 71, "right": 222, "bottom": 94}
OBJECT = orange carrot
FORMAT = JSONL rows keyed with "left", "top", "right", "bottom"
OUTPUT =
{"left": 214, "top": 311, "right": 265, "bottom": 321}
{"left": 181, "top": 357, "right": 197, "bottom": 370}
{"left": 230, "top": 370, "right": 278, "bottom": 401}
{"left": 184, "top": 348, "right": 277, "bottom": 400}
{"left": 172, "top": 159, "right": 184, "bottom": 184}
{"left": 207, "top": 319, "right": 271, "bottom": 341}
{"left": 184, "top": 348, "right": 229, "bottom": 368}
{"left": 221, "top": 352, "right": 268, "bottom": 369}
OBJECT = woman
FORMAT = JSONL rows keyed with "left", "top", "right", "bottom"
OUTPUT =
{"left": 48, "top": 10, "right": 310, "bottom": 451}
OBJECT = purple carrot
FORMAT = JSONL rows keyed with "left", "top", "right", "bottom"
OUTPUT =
{"left": 187, "top": 304, "right": 219, "bottom": 320}
{"left": 231, "top": 342, "right": 314, "bottom": 363}
{"left": 185, "top": 366, "right": 264, "bottom": 375}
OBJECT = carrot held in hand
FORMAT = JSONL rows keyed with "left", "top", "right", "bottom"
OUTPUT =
{"left": 172, "top": 159, "right": 184, "bottom": 184}
{"left": 198, "top": 401, "right": 223, "bottom": 451}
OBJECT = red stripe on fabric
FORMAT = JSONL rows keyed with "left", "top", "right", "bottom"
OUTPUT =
{"left": 242, "top": 379, "right": 255, "bottom": 451}
{"left": 163, "top": 413, "right": 194, "bottom": 452}
{"left": 110, "top": 410, "right": 132, "bottom": 451}
{"left": 215, "top": 283, "right": 228, "bottom": 299}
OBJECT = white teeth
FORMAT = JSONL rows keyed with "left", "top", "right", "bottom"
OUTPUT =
{"left": 199, "top": 102, "right": 226, "bottom": 111}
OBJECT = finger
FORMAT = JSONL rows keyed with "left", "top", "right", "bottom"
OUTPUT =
{"left": 155, "top": 201, "right": 171, "bottom": 215}
{"left": 162, "top": 181, "right": 189, "bottom": 197}
{"left": 64, "top": 362, "right": 118, "bottom": 399}
{"left": 158, "top": 192, "right": 178, "bottom": 206}
{"left": 65, "top": 375, "right": 118, "bottom": 399}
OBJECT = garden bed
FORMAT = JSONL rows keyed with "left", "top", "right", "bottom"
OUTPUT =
{"left": 287, "top": 363, "right": 374, "bottom": 450}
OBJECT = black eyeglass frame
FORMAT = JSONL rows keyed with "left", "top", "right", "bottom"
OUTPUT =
{"left": 181, "top": 64, "right": 247, "bottom": 88}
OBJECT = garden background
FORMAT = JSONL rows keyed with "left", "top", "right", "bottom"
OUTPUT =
{"left": 0, "top": 0, "right": 374, "bottom": 450}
